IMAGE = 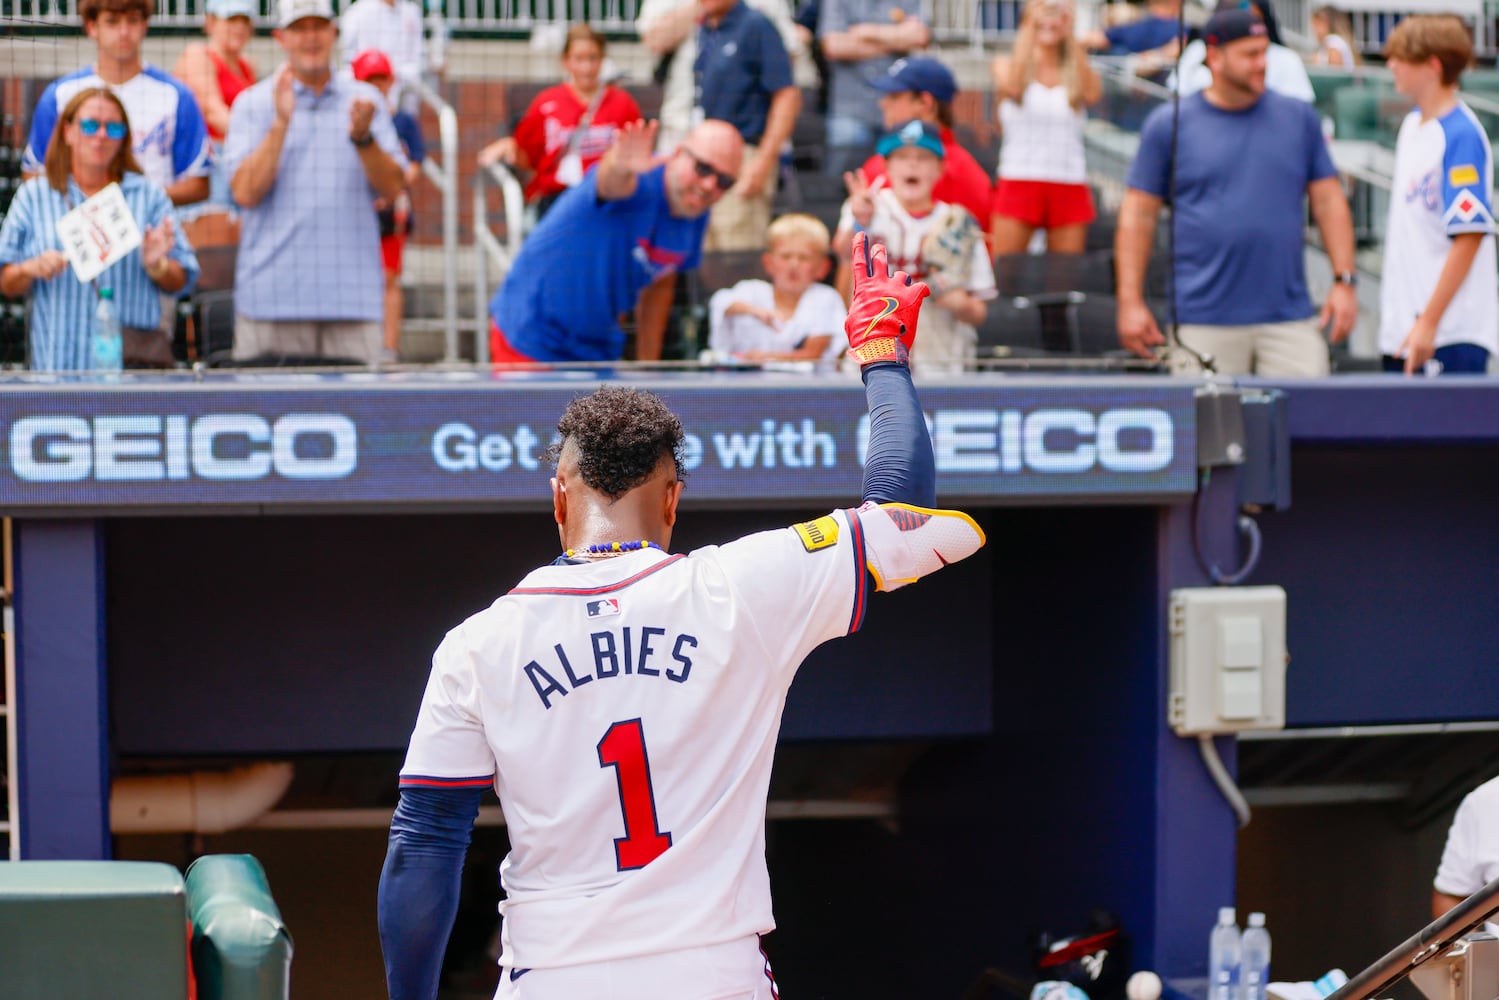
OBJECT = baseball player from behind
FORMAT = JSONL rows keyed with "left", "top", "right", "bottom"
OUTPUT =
{"left": 377, "top": 233, "right": 986, "bottom": 1000}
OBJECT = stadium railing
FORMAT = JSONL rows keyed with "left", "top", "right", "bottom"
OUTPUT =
{"left": 6, "top": 0, "right": 1499, "bottom": 60}
{"left": 1325, "top": 873, "right": 1499, "bottom": 1000}
{"left": 471, "top": 159, "right": 526, "bottom": 365}
{"left": 0, "top": 0, "right": 1027, "bottom": 44}
{"left": 403, "top": 72, "right": 463, "bottom": 362}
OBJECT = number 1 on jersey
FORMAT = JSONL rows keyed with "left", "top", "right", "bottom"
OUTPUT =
{"left": 598, "top": 719, "right": 673, "bottom": 870}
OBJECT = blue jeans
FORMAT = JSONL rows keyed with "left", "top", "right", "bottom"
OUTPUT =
{"left": 1381, "top": 343, "right": 1491, "bottom": 374}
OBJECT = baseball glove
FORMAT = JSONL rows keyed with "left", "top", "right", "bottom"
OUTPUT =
{"left": 919, "top": 204, "right": 982, "bottom": 297}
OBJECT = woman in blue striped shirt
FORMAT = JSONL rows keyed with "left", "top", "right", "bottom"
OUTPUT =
{"left": 0, "top": 87, "right": 199, "bottom": 371}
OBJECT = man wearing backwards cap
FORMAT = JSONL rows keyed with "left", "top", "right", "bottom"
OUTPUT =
{"left": 856, "top": 56, "right": 994, "bottom": 239}
{"left": 1114, "top": 3, "right": 1359, "bottom": 376}
{"left": 224, "top": 0, "right": 408, "bottom": 365}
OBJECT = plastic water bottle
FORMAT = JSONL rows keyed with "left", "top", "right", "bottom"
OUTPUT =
{"left": 1240, "top": 912, "right": 1272, "bottom": 1000}
{"left": 1209, "top": 907, "right": 1242, "bottom": 1000}
{"left": 92, "top": 287, "right": 123, "bottom": 376}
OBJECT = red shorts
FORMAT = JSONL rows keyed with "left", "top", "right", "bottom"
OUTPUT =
{"left": 489, "top": 319, "right": 539, "bottom": 365}
{"left": 992, "top": 179, "right": 1096, "bottom": 229}
{"left": 380, "top": 232, "right": 405, "bottom": 274}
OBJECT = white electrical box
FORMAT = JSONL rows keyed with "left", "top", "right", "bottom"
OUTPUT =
{"left": 1169, "top": 586, "right": 1288, "bottom": 736}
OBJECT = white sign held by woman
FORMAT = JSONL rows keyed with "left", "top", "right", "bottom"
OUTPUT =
{"left": 54, "top": 182, "right": 143, "bottom": 284}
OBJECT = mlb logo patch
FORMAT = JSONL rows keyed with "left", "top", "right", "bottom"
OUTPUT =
{"left": 587, "top": 598, "right": 621, "bottom": 618}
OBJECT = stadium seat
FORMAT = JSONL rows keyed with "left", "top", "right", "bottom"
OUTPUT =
{"left": 695, "top": 249, "right": 767, "bottom": 295}
{"left": 778, "top": 172, "right": 848, "bottom": 235}
{"left": 184, "top": 243, "right": 238, "bottom": 364}
{"left": 1333, "top": 86, "right": 1382, "bottom": 141}
{"left": 992, "top": 250, "right": 1130, "bottom": 356}
{"left": 787, "top": 89, "right": 827, "bottom": 174}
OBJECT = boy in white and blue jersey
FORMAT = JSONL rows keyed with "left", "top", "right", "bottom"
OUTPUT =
{"left": 1381, "top": 14, "right": 1498, "bottom": 375}
{"left": 22, "top": 0, "right": 212, "bottom": 207}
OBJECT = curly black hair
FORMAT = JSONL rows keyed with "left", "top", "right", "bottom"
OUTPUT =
{"left": 546, "top": 386, "right": 686, "bottom": 500}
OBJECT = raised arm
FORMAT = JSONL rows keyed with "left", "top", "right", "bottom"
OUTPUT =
{"left": 638, "top": 0, "right": 701, "bottom": 55}
{"left": 231, "top": 69, "right": 295, "bottom": 209}
{"left": 596, "top": 119, "right": 660, "bottom": 202}
{"left": 844, "top": 232, "right": 985, "bottom": 588}
{"left": 844, "top": 232, "right": 933, "bottom": 506}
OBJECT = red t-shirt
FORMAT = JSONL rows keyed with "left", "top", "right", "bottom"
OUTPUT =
{"left": 860, "top": 127, "right": 994, "bottom": 233}
{"left": 513, "top": 83, "right": 642, "bottom": 202}
{"left": 207, "top": 48, "right": 255, "bottom": 142}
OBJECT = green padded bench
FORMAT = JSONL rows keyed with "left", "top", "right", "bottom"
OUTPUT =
{"left": 0, "top": 854, "right": 291, "bottom": 1000}
{"left": 0, "top": 860, "right": 190, "bottom": 999}
{"left": 186, "top": 854, "right": 293, "bottom": 1000}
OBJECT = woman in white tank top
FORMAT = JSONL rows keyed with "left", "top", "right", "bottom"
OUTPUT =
{"left": 989, "top": 0, "right": 1102, "bottom": 254}
{"left": 1310, "top": 5, "right": 1359, "bottom": 67}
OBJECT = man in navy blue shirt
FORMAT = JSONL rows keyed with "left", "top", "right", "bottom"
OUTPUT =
{"left": 489, "top": 118, "right": 743, "bottom": 363}
{"left": 1114, "top": 5, "right": 1358, "bottom": 376}
{"left": 695, "top": 0, "right": 800, "bottom": 249}
{"left": 1082, "top": 0, "right": 1188, "bottom": 78}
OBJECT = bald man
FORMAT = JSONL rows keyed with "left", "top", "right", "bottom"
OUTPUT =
{"left": 489, "top": 118, "right": 744, "bottom": 363}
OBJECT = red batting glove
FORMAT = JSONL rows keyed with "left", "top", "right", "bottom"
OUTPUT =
{"left": 843, "top": 232, "right": 930, "bottom": 368}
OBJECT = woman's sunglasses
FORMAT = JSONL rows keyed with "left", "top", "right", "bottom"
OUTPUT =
{"left": 78, "top": 118, "right": 128, "bottom": 140}
{"left": 682, "top": 148, "right": 737, "bottom": 192}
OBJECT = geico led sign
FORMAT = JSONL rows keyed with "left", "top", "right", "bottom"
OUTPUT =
{"left": 859, "top": 407, "right": 1175, "bottom": 474}
{"left": 10, "top": 414, "right": 358, "bottom": 482}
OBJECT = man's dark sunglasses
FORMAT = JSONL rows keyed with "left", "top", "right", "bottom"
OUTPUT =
{"left": 682, "top": 148, "right": 737, "bottom": 191}
{"left": 79, "top": 118, "right": 128, "bottom": 140}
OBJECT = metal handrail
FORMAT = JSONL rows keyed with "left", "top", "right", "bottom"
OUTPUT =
{"left": 1326, "top": 876, "right": 1499, "bottom": 1000}
{"left": 401, "top": 73, "right": 461, "bottom": 362}
{"left": 470, "top": 161, "right": 527, "bottom": 366}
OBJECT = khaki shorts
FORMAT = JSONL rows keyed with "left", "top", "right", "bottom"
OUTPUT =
{"left": 233, "top": 316, "right": 381, "bottom": 366}
{"left": 1168, "top": 318, "right": 1329, "bottom": 377}
{"left": 703, "top": 144, "right": 778, "bottom": 253}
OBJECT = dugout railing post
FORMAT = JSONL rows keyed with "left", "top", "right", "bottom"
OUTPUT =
{"left": 471, "top": 161, "right": 527, "bottom": 366}
{"left": 402, "top": 73, "right": 463, "bottom": 363}
{"left": 1325, "top": 876, "right": 1499, "bottom": 1000}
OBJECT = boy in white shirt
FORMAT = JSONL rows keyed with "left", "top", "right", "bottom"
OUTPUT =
{"left": 708, "top": 213, "right": 847, "bottom": 365}
{"left": 1380, "top": 14, "right": 1497, "bottom": 375}
{"left": 835, "top": 119, "right": 995, "bottom": 374}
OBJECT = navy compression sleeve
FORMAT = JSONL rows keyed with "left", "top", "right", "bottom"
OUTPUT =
{"left": 860, "top": 362, "right": 936, "bottom": 507}
{"left": 378, "top": 785, "right": 485, "bottom": 1000}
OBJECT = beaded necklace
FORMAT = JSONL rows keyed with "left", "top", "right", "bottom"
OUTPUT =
{"left": 564, "top": 539, "right": 664, "bottom": 559}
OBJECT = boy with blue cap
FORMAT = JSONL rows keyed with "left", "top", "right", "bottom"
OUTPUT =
{"left": 836, "top": 119, "right": 994, "bottom": 374}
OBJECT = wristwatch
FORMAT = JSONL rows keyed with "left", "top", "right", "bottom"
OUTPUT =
{"left": 351, "top": 131, "right": 375, "bottom": 148}
{"left": 1333, "top": 272, "right": 1359, "bottom": 287}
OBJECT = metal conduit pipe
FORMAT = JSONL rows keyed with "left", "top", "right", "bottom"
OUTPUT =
{"left": 110, "top": 762, "right": 295, "bottom": 835}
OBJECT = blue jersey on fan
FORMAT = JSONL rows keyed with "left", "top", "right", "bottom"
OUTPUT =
{"left": 490, "top": 163, "right": 707, "bottom": 362}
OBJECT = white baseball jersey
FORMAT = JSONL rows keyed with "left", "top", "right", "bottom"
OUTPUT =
{"left": 838, "top": 191, "right": 997, "bottom": 374}
{"left": 709, "top": 279, "right": 849, "bottom": 363}
{"left": 23, "top": 66, "right": 213, "bottom": 191}
{"left": 1435, "top": 774, "right": 1499, "bottom": 934}
{"left": 1379, "top": 102, "right": 1499, "bottom": 357}
{"left": 399, "top": 508, "right": 872, "bottom": 972}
